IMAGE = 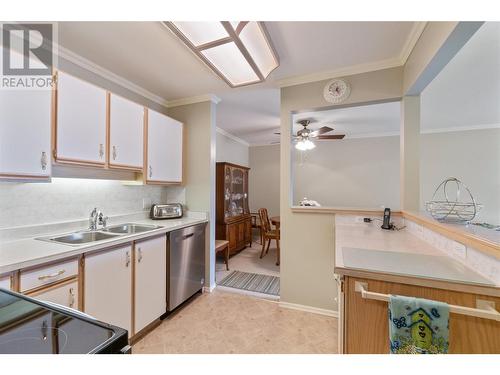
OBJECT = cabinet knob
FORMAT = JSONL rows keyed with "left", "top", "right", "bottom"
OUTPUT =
{"left": 112, "top": 145, "right": 117, "bottom": 160}
{"left": 40, "top": 151, "right": 48, "bottom": 171}
{"left": 125, "top": 251, "right": 131, "bottom": 267}
{"left": 149, "top": 166, "right": 152, "bottom": 178}
{"left": 99, "top": 144, "right": 104, "bottom": 159}
{"left": 137, "top": 248, "right": 143, "bottom": 263}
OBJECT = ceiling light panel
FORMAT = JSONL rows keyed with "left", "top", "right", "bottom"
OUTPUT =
{"left": 239, "top": 22, "right": 278, "bottom": 78}
{"left": 202, "top": 42, "right": 260, "bottom": 86}
{"left": 172, "top": 22, "right": 229, "bottom": 46}
{"left": 165, "top": 21, "right": 279, "bottom": 87}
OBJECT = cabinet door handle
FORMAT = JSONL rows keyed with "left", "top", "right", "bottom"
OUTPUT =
{"left": 112, "top": 145, "right": 117, "bottom": 160}
{"left": 38, "top": 269, "right": 65, "bottom": 281}
{"left": 99, "top": 143, "right": 104, "bottom": 159}
{"left": 125, "top": 251, "right": 130, "bottom": 267}
{"left": 40, "top": 151, "right": 48, "bottom": 171}
{"left": 149, "top": 165, "right": 152, "bottom": 178}
{"left": 137, "top": 248, "right": 143, "bottom": 263}
{"left": 69, "top": 287, "right": 75, "bottom": 308}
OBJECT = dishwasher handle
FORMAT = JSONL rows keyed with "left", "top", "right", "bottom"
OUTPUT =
{"left": 182, "top": 233, "right": 194, "bottom": 240}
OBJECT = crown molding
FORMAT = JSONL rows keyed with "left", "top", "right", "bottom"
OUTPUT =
{"left": 167, "top": 94, "right": 221, "bottom": 108}
{"left": 216, "top": 127, "right": 250, "bottom": 147}
{"left": 55, "top": 44, "right": 169, "bottom": 108}
{"left": 276, "top": 57, "right": 402, "bottom": 88}
{"left": 249, "top": 142, "right": 280, "bottom": 147}
{"left": 421, "top": 123, "right": 500, "bottom": 134}
{"left": 399, "top": 22, "right": 427, "bottom": 64}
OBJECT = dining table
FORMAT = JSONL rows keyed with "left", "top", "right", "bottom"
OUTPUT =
{"left": 270, "top": 216, "right": 280, "bottom": 230}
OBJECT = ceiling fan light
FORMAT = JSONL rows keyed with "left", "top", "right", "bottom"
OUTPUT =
{"left": 295, "top": 139, "right": 316, "bottom": 151}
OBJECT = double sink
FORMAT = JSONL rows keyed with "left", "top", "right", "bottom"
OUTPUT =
{"left": 38, "top": 223, "right": 162, "bottom": 246}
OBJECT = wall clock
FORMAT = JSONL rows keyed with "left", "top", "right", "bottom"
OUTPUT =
{"left": 323, "top": 79, "right": 351, "bottom": 104}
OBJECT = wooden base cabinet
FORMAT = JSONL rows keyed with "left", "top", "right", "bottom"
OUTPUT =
{"left": 342, "top": 276, "right": 500, "bottom": 354}
{"left": 84, "top": 245, "right": 133, "bottom": 336}
{"left": 222, "top": 217, "right": 252, "bottom": 255}
{"left": 134, "top": 235, "right": 167, "bottom": 334}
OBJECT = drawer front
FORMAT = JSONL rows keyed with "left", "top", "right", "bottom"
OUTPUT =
{"left": 0, "top": 275, "right": 11, "bottom": 290}
{"left": 29, "top": 279, "right": 79, "bottom": 310}
{"left": 20, "top": 259, "right": 78, "bottom": 292}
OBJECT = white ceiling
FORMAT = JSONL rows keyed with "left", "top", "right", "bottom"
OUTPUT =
{"left": 57, "top": 21, "right": 423, "bottom": 143}
{"left": 293, "top": 101, "right": 401, "bottom": 139}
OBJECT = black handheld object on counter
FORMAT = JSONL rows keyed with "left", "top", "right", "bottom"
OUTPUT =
{"left": 381, "top": 207, "right": 393, "bottom": 230}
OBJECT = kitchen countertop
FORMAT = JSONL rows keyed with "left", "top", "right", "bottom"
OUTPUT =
{"left": 334, "top": 217, "right": 499, "bottom": 295}
{"left": 0, "top": 212, "right": 208, "bottom": 274}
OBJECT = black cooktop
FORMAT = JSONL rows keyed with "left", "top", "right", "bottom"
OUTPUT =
{"left": 0, "top": 289, "right": 128, "bottom": 354}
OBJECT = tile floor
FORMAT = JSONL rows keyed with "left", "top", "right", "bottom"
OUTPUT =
{"left": 215, "top": 237, "right": 280, "bottom": 283}
{"left": 132, "top": 290, "right": 338, "bottom": 354}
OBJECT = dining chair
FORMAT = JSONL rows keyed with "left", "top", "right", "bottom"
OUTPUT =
{"left": 250, "top": 212, "right": 263, "bottom": 245}
{"left": 258, "top": 208, "right": 280, "bottom": 266}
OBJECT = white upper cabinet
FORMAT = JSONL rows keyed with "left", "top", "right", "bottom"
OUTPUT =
{"left": 146, "top": 109, "right": 183, "bottom": 184}
{"left": 55, "top": 71, "right": 107, "bottom": 166}
{"left": 0, "top": 81, "right": 51, "bottom": 179}
{"left": 109, "top": 94, "right": 144, "bottom": 170}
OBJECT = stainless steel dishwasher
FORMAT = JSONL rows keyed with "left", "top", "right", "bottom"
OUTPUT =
{"left": 167, "top": 223, "right": 206, "bottom": 311}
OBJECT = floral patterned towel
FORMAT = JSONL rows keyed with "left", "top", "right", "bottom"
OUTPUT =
{"left": 389, "top": 294, "right": 449, "bottom": 354}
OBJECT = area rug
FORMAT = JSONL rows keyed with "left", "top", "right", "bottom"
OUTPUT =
{"left": 218, "top": 270, "right": 280, "bottom": 296}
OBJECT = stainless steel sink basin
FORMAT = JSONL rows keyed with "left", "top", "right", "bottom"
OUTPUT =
{"left": 102, "top": 223, "right": 160, "bottom": 234}
{"left": 49, "top": 231, "right": 119, "bottom": 245}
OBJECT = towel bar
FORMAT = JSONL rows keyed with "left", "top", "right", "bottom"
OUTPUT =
{"left": 354, "top": 281, "right": 500, "bottom": 322}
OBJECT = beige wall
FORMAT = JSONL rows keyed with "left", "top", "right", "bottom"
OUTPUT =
{"left": 216, "top": 131, "right": 249, "bottom": 167}
{"left": 280, "top": 67, "right": 404, "bottom": 311}
{"left": 169, "top": 101, "right": 217, "bottom": 288}
{"left": 293, "top": 136, "right": 400, "bottom": 209}
{"left": 420, "top": 128, "right": 500, "bottom": 224}
{"left": 249, "top": 145, "right": 280, "bottom": 217}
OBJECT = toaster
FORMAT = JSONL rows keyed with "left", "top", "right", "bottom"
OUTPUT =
{"left": 150, "top": 203, "right": 183, "bottom": 219}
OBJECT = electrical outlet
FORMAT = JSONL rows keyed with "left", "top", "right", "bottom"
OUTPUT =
{"left": 142, "top": 197, "right": 152, "bottom": 209}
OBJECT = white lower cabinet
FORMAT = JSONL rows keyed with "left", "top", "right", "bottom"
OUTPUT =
{"left": 84, "top": 245, "right": 132, "bottom": 336}
{"left": 29, "top": 280, "right": 79, "bottom": 310}
{"left": 134, "top": 235, "right": 167, "bottom": 333}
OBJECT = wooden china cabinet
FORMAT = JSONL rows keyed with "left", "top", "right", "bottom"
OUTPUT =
{"left": 216, "top": 162, "right": 252, "bottom": 255}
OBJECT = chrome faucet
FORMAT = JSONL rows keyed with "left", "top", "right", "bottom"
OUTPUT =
{"left": 98, "top": 211, "right": 108, "bottom": 228}
{"left": 89, "top": 208, "right": 99, "bottom": 230}
{"left": 89, "top": 208, "right": 109, "bottom": 230}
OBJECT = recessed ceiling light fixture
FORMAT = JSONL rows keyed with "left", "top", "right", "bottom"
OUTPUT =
{"left": 164, "top": 21, "right": 279, "bottom": 88}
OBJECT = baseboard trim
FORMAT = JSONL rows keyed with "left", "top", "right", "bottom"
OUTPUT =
{"left": 203, "top": 284, "right": 216, "bottom": 293}
{"left": 279, "top": 301, "right": 339, "bottom": 318}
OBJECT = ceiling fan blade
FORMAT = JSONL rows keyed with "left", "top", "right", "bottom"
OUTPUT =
{"left": 316, "top": 126, "right": 334, "bottom": 135}
{"left": 317, "top": 134, "right": 346, "bottom": 140}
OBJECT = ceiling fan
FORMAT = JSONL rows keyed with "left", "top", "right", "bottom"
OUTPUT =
{"left": 273, "top": 119, "right": 345, "bottom": 149}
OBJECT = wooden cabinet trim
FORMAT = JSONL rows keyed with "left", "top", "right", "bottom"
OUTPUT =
{"left": 344, "top": 276, "right": 500, "bottom": 354}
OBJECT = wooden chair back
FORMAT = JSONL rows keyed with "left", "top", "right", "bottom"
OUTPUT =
{"left": 258, "top": 208, "right": 271, "bottom": 233}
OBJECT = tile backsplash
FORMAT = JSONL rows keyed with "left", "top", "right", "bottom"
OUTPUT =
{"left": 0, "top": 179, "right": 185, "bottom": 229}
{"left": 405, "top": 218, "right": 500, "bottom": 285}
